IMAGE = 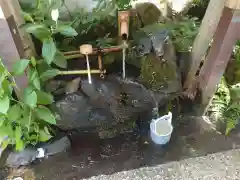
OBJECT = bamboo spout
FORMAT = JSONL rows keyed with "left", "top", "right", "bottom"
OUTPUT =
{"left": 118, "top": 10, "right": 130, "bottom": 39}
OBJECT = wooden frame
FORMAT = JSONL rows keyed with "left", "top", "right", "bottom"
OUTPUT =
{"left": 0, "top": 0, "right": 35, "bottom": 97}
{"left": 184, "top": 0, "right": 225, "bottom": 89}
{"left": 184, "top": 0, "right": 240, "bottom": 114}
{"left": 198, "top": 8, "right": 240, "bottom": 114}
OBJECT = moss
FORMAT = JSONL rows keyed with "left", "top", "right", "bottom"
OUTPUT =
{"left": 140, "top": 53, "right": 177, "bottom": 92}
{"left": 225, "top": 60, "right": 240, "bottom": 85}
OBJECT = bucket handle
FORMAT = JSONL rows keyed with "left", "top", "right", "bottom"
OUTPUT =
{"left": 154, "top": 112, "right": 172, "bottom": 133}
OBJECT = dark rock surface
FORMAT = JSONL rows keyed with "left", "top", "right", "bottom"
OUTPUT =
{"left": 5, "top": 136, "right": 71, "bottom": 168}
{"left": 52, "top": 28, "right": 182, "bottom": 136}
{"left": 52, "top": 76, "right": 156, "bottom": 135}
{"left": 5, "top": 148, "right": 38, "bottom": 168}
{"left": 42, "top": 136, "right": 71, "bottom": 157}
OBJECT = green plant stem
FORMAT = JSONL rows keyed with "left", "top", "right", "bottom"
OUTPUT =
{"left": 36, "top": 0, "right": 41, "bottom": 9}
{"left": 28, "top": 110, "right": 32, "bottom": 132}
{"left": 11, "top": 77, "right": 20, "bottom": 91}
{"left": 10, "top": 98, "right": 24, "bottom": 106}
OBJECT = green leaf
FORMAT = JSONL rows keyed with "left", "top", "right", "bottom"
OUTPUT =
{"left": 31, "top": 57, "right": 37, "bottom": 67}
{"left": 0, "top": 64, "right": 9, "bottom": 83}
{"left": 0, "top": 96, "right": 10, "bottom": 114}
{"left": 36, "top": 60, "right": 50, "bottom": 75}
{"left": 35, "top": 106, "right": 56, "bottom": 125}
{"left": 27, "top": 67, "right": 38, "bottom": 82}
{"left": 36, "top": 91, "right": 54, "bottom": 105}
{"left": 23, "top": 23, "right": 51, "bottom": 40}
{"left": 15, "top": 139, "right": 24, "bottom": 151}
{"left": 19, "top": 107, "right": 31, "bottom": 127}
{"left": 42, "top": 38, "right": 57, "bottom": 64}
{"left": 40, "top": 69, "right": 60, "bottom": 81}
{"left": 0, "top": 123, "right": 13, "bottom": 138}
{"left": 57, "top": 25, "right": 78, "bottom": 37}
{"left": 15, "top": 126, "right": 24, "bottom": 151}
{"left": 1, "top": 139, "right": 10, "bottom": 150}
{"left": 8, "top": 104, "right": 22, "bottom": 121}
{"left": 33, "top": 76, "right": 41, "bottom": 90}
{"left": 53, "top": 50, "right": 67, "bottom": 68}
{"left": 0, "top": 119, "right": 4, "bottom": 127}
{"left": 226, "top": 119, "right": 236, "bottom": 135}
{"left": 39, "top": 127, "right": 52, "bottom": 142}
{"left": 15, "top": 126, "right": 22, "bottom": 140}
{"left": 2, "top": 79, "right": 13, "bottom": 96}
{"left": 12, "top": 59, "right": 30, "bottom": 75}
{"left": 23, "top": 88, "right": 37, "bottom": 108}
{"left": 22, "top": 11, "right": 34, "bottom": 23}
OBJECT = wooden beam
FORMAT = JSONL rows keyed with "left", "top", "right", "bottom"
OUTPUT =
{"left": 198, "top": 7, "right": 240, "bottom": 114}
{"left": 225, "top": 0, "right": 240, "bottom": 10}
{"left": 6, "top": 0, "right": 36, "bottom": 57}
{"left": 184, "top": 0, "right": 225, "bottom": 89}
{"left": 0, "top": 0, "right": 29, "bottom": 97}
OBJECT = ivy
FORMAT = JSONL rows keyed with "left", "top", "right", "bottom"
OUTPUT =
{"left": 0, "top": 59, "right": 57, "bottom": 151}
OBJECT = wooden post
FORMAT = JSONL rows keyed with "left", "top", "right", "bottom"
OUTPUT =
{"left": 225, "top": 0, "right": 240, "bottom": 9}
{"left": 0, "top": 0, "right": 33, "bottom": 97}
{"left": 6, "top": 0, "right": 36, "bottom": 57}
{"left": 198, "top": 8, "right": 240, "bottom": 114}
{"left": 184, "top": 0, "right": 225, "bottom": 89}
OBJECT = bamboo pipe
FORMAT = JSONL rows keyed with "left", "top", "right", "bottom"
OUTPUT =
{"left": 63, "top": 45, "right": 127, "bottom": 57}
{"left": 98, "top": 54, "right": 103, "bottom": 70}
{"left": 58, "top": 69, "right": 106, "bottom": 75}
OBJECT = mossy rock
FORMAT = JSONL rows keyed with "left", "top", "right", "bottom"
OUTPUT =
{"left": 140, "top": 54, "right": 176, "bottom": 91}
{"left": 139, "top": 41, "right": 181, "bottom": 93}
{"left": 225, "top": 59, "right": 240, "bottom": 85}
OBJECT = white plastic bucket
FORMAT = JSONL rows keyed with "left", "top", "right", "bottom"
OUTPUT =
{"left": 150, "top": 112, "right": 173, "bottom": 145}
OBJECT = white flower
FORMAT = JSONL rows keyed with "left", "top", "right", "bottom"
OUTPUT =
{"left": 51, "top": 9, "right": 59, "bottom": 22}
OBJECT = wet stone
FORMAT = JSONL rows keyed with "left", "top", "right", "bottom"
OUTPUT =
{"left": 6, "top": 148, "right": 38, "bottom": 168}
{"left": 5, "top": 136, "right": 71, "bottom": 168}
{"left": 52, "top": 76, "right": 156, "bottom": 137}
{"left": 42, "top": 136, "right": 71, "bottom": 157}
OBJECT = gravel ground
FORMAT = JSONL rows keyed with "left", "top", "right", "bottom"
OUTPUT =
{"left": 85, "top": 149, "right": 240, "bottom": 180}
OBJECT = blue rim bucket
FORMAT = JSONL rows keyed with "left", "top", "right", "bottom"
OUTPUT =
{"left": 150, "top": 112, "right": 173, "bottom": 145}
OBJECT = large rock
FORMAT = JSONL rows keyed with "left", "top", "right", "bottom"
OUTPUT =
{"left": 52, "top": 91, "right": 113, "bottom": 131}
{"left": 138, "top": 36, "right": 182, "bottom": 105}
{"left": 52, "top": 76, "right": 156, "bottom": 136}
{"left": 5, "top": 136, "right": 71, "bottom": 168}
{"left": 6, "top": 148, "right": 38, "bottom": 168}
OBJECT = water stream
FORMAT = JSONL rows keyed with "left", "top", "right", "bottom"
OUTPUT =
{"left": 122, "top": 40, "right": 128, "bottom": 79}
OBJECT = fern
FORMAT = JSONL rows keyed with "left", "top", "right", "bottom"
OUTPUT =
{"left": 209, "top": 78, "right": 240, "bottom": 135}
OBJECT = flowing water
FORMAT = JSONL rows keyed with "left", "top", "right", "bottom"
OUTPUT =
{"left": 122, "top": 40, "right": 128, "bottom": 79}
